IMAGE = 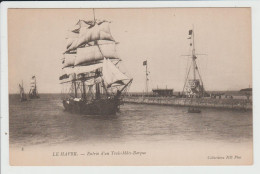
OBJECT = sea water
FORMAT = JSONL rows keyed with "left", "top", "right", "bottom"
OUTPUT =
{"left": 9, "top": 94, "right": 252, "bottom": 147}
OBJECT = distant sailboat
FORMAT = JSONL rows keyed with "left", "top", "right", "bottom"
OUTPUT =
{"left": 19, "top": 81, "right": 27, "bottom": 102}
{"left": 59, "top": 10, "right": 133, "bottom": 115}
{"left": 29, "top": 75, "right": 40, "bottom": 99}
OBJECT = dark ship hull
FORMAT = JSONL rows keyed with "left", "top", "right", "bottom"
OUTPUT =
{"left": 29, "top": 95, "right": 40, "bottom": 99}
{"left": 20, "top": 97, "right": 27, "bottom": 102}
{"left": 62, "top": 97, "right": 121, "bottom": 115}
{"left": 188, "top": 107, "right": 201, "bottom": 113}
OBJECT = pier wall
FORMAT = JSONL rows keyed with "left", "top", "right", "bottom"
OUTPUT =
{"left": 122, "top": 96, "right": 252, "bottom": 110}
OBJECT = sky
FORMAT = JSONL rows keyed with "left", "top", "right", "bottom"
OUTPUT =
{"left": 8, "top": 8, "right": 252, "bottom": 93}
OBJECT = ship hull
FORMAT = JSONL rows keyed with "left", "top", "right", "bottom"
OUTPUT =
{"left": 20, "top": 98, "right": 27, "bottom": 102}
{"left": 29, "top": 95, "right": 40, "bottom": 99}
{"left": 62, "top": 97, "right": 121, "bottom": 115}
{"left": 188, "top": 107, "right": 201, "bottom": 113}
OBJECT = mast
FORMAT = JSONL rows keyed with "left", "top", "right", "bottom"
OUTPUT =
{"left": 93, "top": 9, "right": 96, "bottom": 22}
{"left": 20, "top": 81, "right": 24, "bottom": 97}
{"left": 143, "top": 60, "right": 149, "bottom": 94}
{"left": 34, "top": 76, "right": 37, "bottom": 95}
{"left": 82, "top": 79, "right": 86, "bottom": 100}
{"left": 19, "top": 80, "right": 25, "bottom": 100}
{"left": 192, "top": 25, "right": 196, "bottom": 80}
{"left": 145, "top": 61, "right": 148, "bottom": 94}
{"left": 96, "top": 83, "right": 100, "bottom": 99}
{"left": 93, "top": 8, "right": 101, "bottom": 100}
{"left": 182, "top": 27, "right": 207, "bottom": 98}
{"left": 74, "top": 81, "right": 77, "bottom": 98}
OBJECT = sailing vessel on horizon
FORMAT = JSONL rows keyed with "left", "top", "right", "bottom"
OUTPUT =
{"left": 18, "top": 81, "right": 27, "bottom": 102}
{"left": 29, "top": 75, "right": 40, "bottom": 99}
{"left": 59, "top": 10, "right": 133, "bottom": 115}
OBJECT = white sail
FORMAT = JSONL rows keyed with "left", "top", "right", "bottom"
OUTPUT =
{"left": 66, "top": 30, "right": 79, "bottom": 48}
{"left": 76, "top": 19, "right": 108, "bottom": 28}
{"left": 66, "top": 31, "right": 78, "bottom": 39}
{"left": 67, "top": 22, "right": 114, "bottom": 51}
{"left": 30, "top": 81, "right": 36, "bottom": 89}
{"left": 66, "top": 39, "right": 79, "bottom": 52}
{"left": 70, "top": 24, "right": 80, "bottom": 33}
{"left": 62, "top": 66, "right": 74, "bottom": 75}
{"left": 74, "top": 63, "right": 103, "bottom": 74}
{"left": 66, "top": 38, "right": 76, "bottom": 49}
{"left": 63, "top": 54, "right": 76, "bottom": 68}
{"left": 74, "top": 44, "right": 118, "bottom": 66}
{"left": 30, "top": 77, "right": 36, "bottom": 88}
{"left": 70, "top": 20, "right": 92, "bottom": 33}
{"left": 77, "top": 20, "right": 94, "bottom": 27}
{"left": 61, "top": 18, "right": 131, "bottom": 90}
{"left": 102, "top": 58, "right": 130, "bottom": 87}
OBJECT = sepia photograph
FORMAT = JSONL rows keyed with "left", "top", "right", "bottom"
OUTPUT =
{"left": 4, "top": 6, "right": 254, "bottom": 166}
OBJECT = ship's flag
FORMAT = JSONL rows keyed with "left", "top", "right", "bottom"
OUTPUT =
{"left": 143, "top": 60, "right": 147, "bottom": 66}
{"left": 189, "top": 30, "right": 193, "bottom": 35}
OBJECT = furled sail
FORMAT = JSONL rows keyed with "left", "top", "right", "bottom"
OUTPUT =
{"left": 60, "top": 76, "right": 73, "bottom": 84}
{"left": 74, "top": 43, "right": 118, "bottom": 66}
{"left": 66, "top": 22, "right": 114, "bottom": 52}
{"left": 102, "top": 58, "right": 130, "bottom": 87}
{"left": 60, "top": 63, "right": 103, "bottom": 83}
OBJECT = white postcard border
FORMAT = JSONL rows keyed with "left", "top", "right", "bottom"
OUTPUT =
{"left": 1, "top": 1, "right": 260, "bottom": 174}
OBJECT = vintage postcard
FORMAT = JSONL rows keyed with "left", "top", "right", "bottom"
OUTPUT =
{"left": 1, "top": 2, "right": 259, "bottom": 171}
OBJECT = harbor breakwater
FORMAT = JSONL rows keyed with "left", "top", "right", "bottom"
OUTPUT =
{"left": 123, "top": 96, "right": 252, "bottom": 110}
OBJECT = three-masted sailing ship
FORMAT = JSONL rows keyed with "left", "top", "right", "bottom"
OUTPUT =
{"left": 182, "top": 29, "right": 207, "bottom": 98}
{"left": 18, "top": 81, "right": 27, "bottom": 102}
{"left": 29, "top": 75, "right": 40, "bottom": 99}
{"left": 59, "top": 10, "right": 133, "bottom": 115}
